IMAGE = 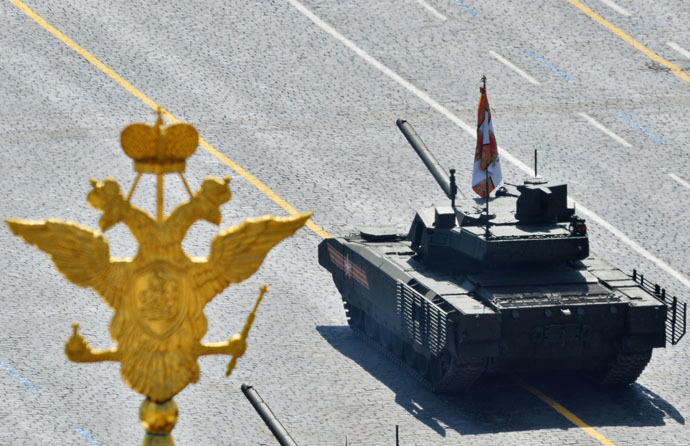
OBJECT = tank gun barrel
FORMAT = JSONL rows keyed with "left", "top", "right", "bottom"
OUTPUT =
{"left": 396, "top": 119, "right": 462, "bottom": 201}
{"left": 241, "top": 384, "right": 298, "bottom": 446}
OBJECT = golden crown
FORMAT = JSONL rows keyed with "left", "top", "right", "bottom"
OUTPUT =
{"left": 121, "top": 109, "right": 199, "bottom": 174}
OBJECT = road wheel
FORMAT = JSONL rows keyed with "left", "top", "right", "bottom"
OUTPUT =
{"left": 364, "top": 315, "right": 379, "bottom": 341}
{"left": 414, "top": 353, "right": 431, "bottom": 379}
{"left": 344, "top": 302, "right": 363, "bottom": 331}
{"left": 591, "top": 350, "right": 652, "bottom": 386}
{"left": 403, "top": 343, "right": 416, "bottom": 367}
{"left": 391, "top": 337, "right": 404, "bottom": 358}
{"left": 432, "top": 356, "right": 486, "bottom": 392}
{"left": 378, "top": 325, "right": 394, "bottom": 351}
{"left": 429, "top": 352, "right": 452, "bottom": 386}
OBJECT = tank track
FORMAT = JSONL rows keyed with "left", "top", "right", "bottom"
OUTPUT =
{"left": 344, "top": 301, "right": 485, "bottom": 392}
{"left": 432, "top": 356, "right": 486, "bottom": 392}
{"left": 352, "top": 328, "right": 435, "bottom": 391}
{"left": 595, "top": 350, "right": 653, "bottom": 386}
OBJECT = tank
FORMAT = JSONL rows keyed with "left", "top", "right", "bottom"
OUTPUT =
{"left": 318, "top": 119, "right": 686, "bottom": 392}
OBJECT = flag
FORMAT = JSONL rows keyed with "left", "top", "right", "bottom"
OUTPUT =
{"left": 471, "top": 85, "right": 502, "bottom": 198}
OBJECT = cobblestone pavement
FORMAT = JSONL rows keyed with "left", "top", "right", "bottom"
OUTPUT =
{"left": 1, "top": 0, "right": 689, "bottom": 444}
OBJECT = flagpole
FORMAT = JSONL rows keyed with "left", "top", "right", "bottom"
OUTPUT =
{"left": 482, "top": 75, "right": 491, "bottom": 239}
{"left": 485, "top": 161, "right": 491, "bottom": 239}
{"left": 486, "top": 163, "right": 489, "bottom": 216}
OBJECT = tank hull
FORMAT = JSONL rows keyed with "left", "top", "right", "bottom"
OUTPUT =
{"left": 319, "top": 234, "right": 669, "bottom": 390}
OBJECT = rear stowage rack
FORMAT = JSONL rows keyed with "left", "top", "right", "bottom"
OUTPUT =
{"left": 632, "top": 269, "right": 687, "bottom": 345}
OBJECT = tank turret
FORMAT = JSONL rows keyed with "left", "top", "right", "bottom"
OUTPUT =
{"left": 398, "top": 120, "right": 588, "bottom": 269}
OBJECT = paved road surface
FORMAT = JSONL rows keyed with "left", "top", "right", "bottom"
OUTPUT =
{"left": 1, "top": 0, "right": 689, "bottom": 444}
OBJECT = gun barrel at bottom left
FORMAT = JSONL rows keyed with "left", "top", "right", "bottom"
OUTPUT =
{"left": 241, "top": 383, "right": 298, "bottom": 446}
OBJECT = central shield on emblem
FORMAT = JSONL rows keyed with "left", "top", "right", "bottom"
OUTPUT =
{"left": 132, "top": 260, "right": 188, "bottom": 340}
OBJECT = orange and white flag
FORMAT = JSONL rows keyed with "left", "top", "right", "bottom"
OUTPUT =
{"left": 471, "top": 86, "right": 502, "bottom": 198}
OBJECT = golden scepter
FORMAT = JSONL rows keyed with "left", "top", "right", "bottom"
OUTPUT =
{"left": 226, "top": 285, "right": 268, "bottom": 377}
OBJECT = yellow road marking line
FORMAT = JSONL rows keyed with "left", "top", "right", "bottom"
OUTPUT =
{"left": 8, "top": 1, "right": 617, "bottom": 443}
{"left": 518, "top": 379, "right": 616, "bottom": 445}
{"left": 568, "top": 0, "right": 690, "bottom": 85}
{"left": 199, "top": 141, "right": 332, "bottom": 238}
{"left": 7, "top": 0, "right": 331, "bottom": 240}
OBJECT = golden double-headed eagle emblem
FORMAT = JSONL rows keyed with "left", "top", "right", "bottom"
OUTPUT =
{"left": 7, "top": 110, "right": 309, "bottom": 443}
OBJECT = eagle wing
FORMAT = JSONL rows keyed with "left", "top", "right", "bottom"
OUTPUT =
{"left": 192, "top": 212, "right": 311, "bottom": 303}
{"left": 6, "top": 218, "right": 125, "bottom": 308}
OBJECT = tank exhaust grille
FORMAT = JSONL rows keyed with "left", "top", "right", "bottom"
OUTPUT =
{"left": 396, "top": 281, "right": 449, "bottom": 356}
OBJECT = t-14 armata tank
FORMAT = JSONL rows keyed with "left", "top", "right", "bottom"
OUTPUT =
{"left": 318, "top": 119, "right": 686, "bottom": 392}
